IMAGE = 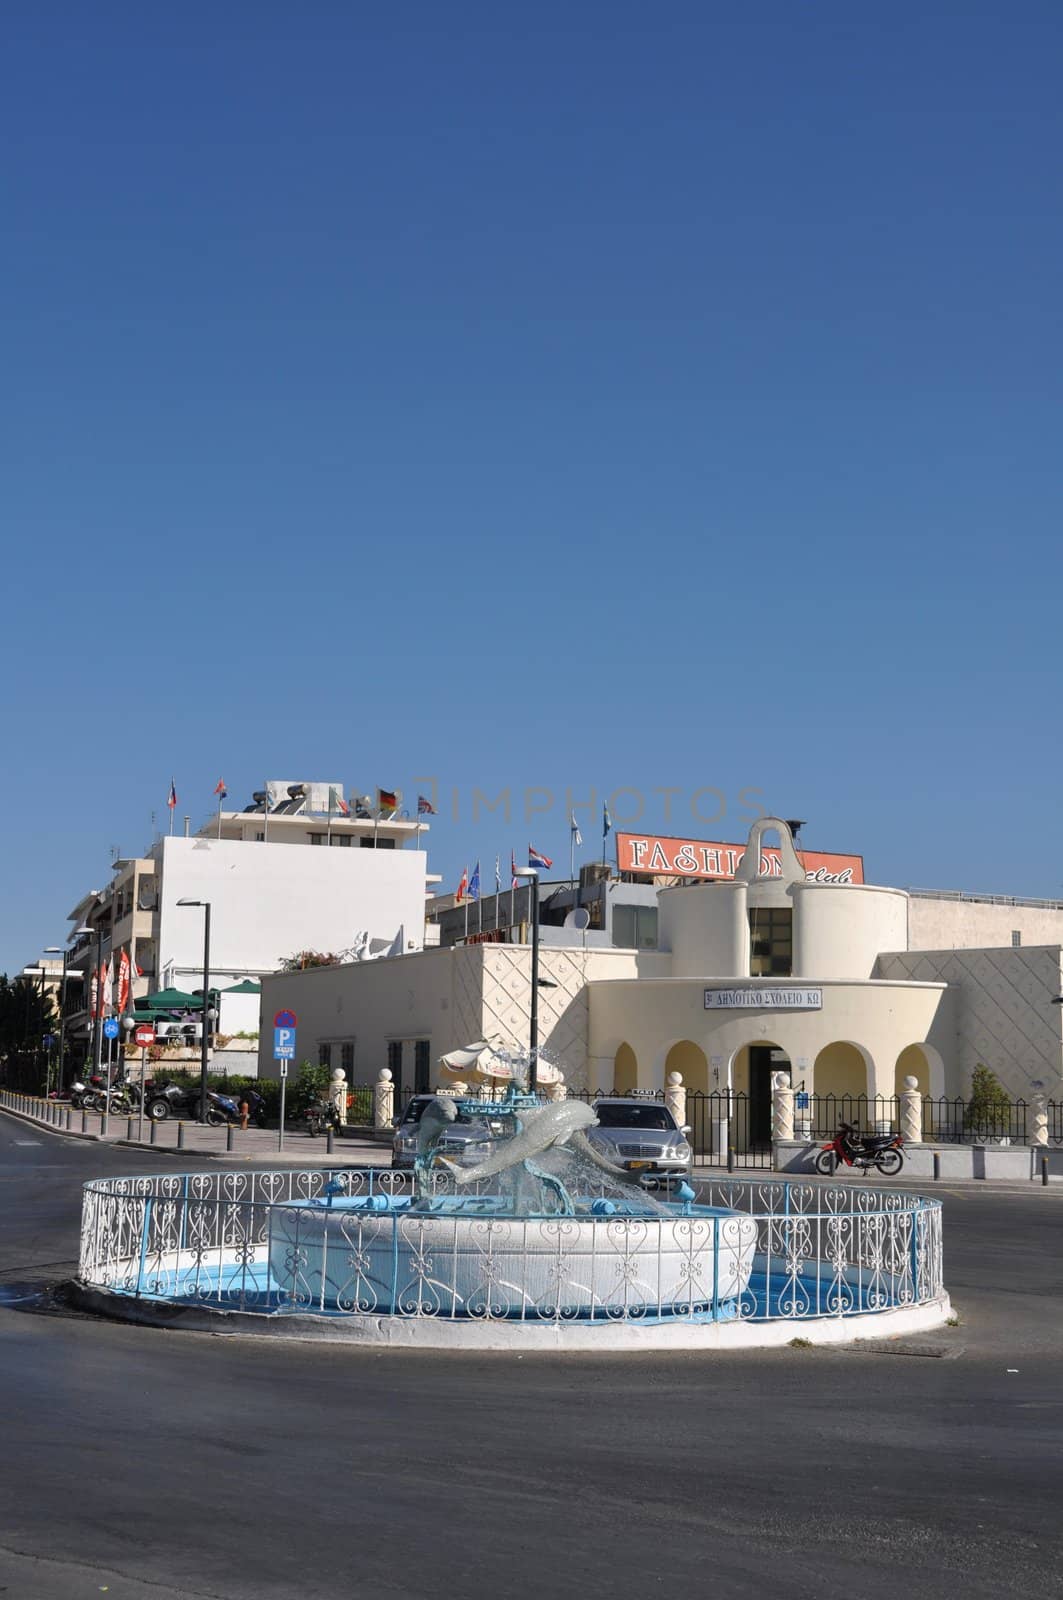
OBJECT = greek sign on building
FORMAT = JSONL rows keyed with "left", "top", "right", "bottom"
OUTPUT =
{"left": 705, "top": 987, "right": 824, "bottom": 1010}
{"left": 617, "top": 833, "right": 863, "bottom": 885}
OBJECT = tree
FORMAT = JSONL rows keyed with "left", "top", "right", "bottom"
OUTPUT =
{"left": 963, "top": 1064, "right": 1013, "bottom": 1137}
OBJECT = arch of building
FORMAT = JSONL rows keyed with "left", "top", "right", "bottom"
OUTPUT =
{"left": 894, "top": 1042, "right": 945, "bottom": 1098}
{"left": 812, "top": 1040, "right": 872, "bottom": 1100}
{"left": 662, "top": 1039, "right": 710, "bottom": 1094}
{"left": 612, "top": 1042, "right": 638, "bottom": 1095}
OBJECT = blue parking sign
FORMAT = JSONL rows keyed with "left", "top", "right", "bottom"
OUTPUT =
{"left": 273, "top": 1025, "right": 296, "bottom": 1061}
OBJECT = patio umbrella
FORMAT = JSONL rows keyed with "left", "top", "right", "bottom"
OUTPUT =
{"left": 141, "top": 987, "right": 204, "bottom": 1010}
{"left": 223, "top": 980, "right": 261, "bottom": 994}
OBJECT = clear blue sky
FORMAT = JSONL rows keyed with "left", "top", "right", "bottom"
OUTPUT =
{"left": 3, "top": 4, "right": 1062, "bottom": 973}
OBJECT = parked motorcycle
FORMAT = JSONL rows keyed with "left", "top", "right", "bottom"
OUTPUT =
{"left": 303, "top": 1097, "right": 340, "bottom": 1138}
{"left": 70, "top": 1075, "right": 108, "bottom": 1111}
{"left": 815, "top": 1122, "right": 904, "bottom": 1177}
{"left": 206, "top": 1089, "right": 267, "bottom": 1129}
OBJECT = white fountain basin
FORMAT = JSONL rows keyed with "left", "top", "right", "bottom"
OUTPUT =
{"left": 267, "top": 1197, "right": 758, "bottom": 1320}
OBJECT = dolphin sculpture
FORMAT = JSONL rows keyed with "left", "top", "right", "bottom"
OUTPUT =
{"left": 439, "top": 1100, "right": 598, "bottom": 1184}
{"left": 416, "top": 1095, "right": 458, "bottom": 1160}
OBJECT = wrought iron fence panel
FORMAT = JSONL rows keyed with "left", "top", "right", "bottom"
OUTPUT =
{"left": 78, "top": 1169, "right": 943, "bottom": 1327}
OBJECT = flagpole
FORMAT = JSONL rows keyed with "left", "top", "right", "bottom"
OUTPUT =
{"left": 570, "top": 827, "right": 575, "bottom": 904}
{"left": 217, "top": 792, "right": 223, "bottom": 840}
{"left": 263, "top": 784, "right": 269, "bottom": 844}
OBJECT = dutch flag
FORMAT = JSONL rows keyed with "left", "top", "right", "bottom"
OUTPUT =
{"left": 528, "top": 845, "right": 553, "bottom": 870}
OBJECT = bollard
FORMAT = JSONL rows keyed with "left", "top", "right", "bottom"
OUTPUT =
{"left": 177, "top": 1122, "right": 185, "bottom": 1150}
{"left": 226, "top": 1124, "right": 234, "bottom": 1153}
{"left": 65, "top": 1106, "right": 72, "bottom": 1131}
{"left": 81, "top": 1108, "right": 88, "bottom": 1134}
{"left": 100, "top": 1110, "right": 109, "bottom": 1137}
{"left": 933, "top": 1152, "right": 941, "bottom": 1182}
{"left": 150, "top": 1118, "right": 157, "bottom": 1145}
{"left": 127, "top": 1117, "right": 134, "bottom": 1141}
{"left": 240, "top": 1101, "right": 249, "bottom": 1132}
{"left": 326, "top": 1126, "right": 335, "bottom": 1155}
{"left": 1043, "top": 1156, "right": 1049, "bottom": 1187}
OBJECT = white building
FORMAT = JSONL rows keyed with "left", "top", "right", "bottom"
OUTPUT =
{"left": 63, "top": 781, "right": 434, "bottom": 1056}
{"left": 257, "top": 819, "right": 1063, "bottom": 1138}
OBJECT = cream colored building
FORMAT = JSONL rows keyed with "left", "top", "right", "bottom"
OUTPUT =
{"left": 259, "top": 818, "right": 1063, "bottom": 1132}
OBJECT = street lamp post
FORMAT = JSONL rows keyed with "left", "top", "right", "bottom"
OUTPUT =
{"left": 514, "top": 868, "right": 541, "bottom": 1095}
{"left": 177, "top": 899, "right": 212, "bottom": 1122}
{"left": 91, "top": 922, "right": 105, "bottom": 1084}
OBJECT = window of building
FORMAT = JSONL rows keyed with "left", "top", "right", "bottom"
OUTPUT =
{"left": 748, "top": 907, "right": 792, "bottom": 976}
{"left": 318, "top": 1042, "right": 332, "bottom": 1068}
{"left": 341, "top": 1042, "right": 354, "bottom": 1074}
{"left": 611, "top": 904, "right": 658, "bottom": 949}
{"left": 414, "top": 1039, "right": 431, "bottom": 1093}
{"left": 387, "top": 1040, "right": 403, "bottom": 1082}
{"left": 310, "top": 833, "right": 324, "bottom": 845}
{"left": 331, "top": 834, "right": 350, "bottom": 846}
{"left": 1011, "top": 930, "right": 1022, "bottom": 948}
{"left": 361, "top": 837, "right": 396, "bottom": 849}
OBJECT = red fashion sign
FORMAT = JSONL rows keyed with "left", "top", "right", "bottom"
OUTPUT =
{"left": 615, "top": 833, "right": 864, "bottom": 885}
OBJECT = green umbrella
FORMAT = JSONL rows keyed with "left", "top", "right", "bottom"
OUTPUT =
{"left": 223, "top": 979, "right": 261, "bottom": 994}
{"left": 141, "top": 987, "right": 205, "bottom": 1010}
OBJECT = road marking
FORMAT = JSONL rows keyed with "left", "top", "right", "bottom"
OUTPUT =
{"left": 13, "top": 1140, "right": 42, "bottom": 1146}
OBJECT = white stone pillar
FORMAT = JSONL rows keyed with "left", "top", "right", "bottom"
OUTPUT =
{"left": 374, "top": 1067, "right": 395, "bottom": 1130}
{"left": 1031, "top": 1092, "right": 1049, "bottom": 1148}
{"left": 329, "top": 1067, "right": 347, "bottom": 1125}
{"left": 900, "top": 1075, "right": 923, "bottom": 1144}
{"left": 771, "top": 1072, "right": 794, "bottom": 1143}
{"left": 664, "top": 1071, "right": 686, "bottom": 1127}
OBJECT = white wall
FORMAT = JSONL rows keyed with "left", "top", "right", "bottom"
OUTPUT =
{"left": 792, "top": 884, "right": 909, "bottom": 980}
{"left": 876, "top": 944, "right": 1063, "bottom": 1098}
{"left": 908, "top": 896, "right": 1063, "bottom": 952}
{"left": 155, "top": 836, "right": 426, "bottom": 986}
{"left": 257, "top": 943, "right": 652, "bottom": 1091}
{"left": 587, "top": 976, "right": 949, "bottom": 1098}
{"left": 658, "top": 882, "right": 750, "bottom": 976}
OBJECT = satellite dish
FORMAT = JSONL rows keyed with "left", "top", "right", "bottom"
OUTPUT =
{"left": 563, "top": 907, "right": 591, "bottom": 930}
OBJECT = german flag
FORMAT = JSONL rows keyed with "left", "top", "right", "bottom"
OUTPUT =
{"left": 377, "top": 787, "right": 399, "bottom": 814}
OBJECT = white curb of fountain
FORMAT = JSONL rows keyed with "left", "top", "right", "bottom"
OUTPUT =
{"left": 69, "top": 1283, "right": 952, "bottom": 1351}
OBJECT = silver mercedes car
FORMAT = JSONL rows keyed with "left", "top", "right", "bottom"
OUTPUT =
{"left": 392, "top": 1095, "right": 511, "bottom": 1170}
{"left": 586, "top": 1098, "right": 693, "bottom": 1176}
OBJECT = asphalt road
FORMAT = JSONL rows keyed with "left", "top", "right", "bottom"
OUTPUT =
{"left": 1, "top": 1115, "right": 1061, "bottom": 1600}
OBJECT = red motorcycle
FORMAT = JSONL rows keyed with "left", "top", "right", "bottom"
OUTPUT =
{"left": 815, "top": 1122, "right": 904, "bottom": 1177}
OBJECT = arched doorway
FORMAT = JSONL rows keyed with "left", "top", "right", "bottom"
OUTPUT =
{"left": 729, "top": 1040, "right": 789, "bottom": 1152}
{"left": 894, "top": 1043, "right": 944, "bottom": 1097}
{"left": 613, "top": 1043, "right": 638, "bottom": 1095}
{"left": 813, "top": 1041, "right": 871, "bottom": 1128}
{"left": 664, "top": 1039, "right": 709, "bottom": 1094}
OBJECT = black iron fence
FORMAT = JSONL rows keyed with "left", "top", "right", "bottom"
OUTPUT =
{"left": 369, "top": 1083, "right": 1061, "bottom": 1158}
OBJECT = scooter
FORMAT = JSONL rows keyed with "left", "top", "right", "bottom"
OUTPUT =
{"left": 207, "top": 1089, "right": 267, "bottom": 1128}
{"left": 815, "top": 1122, "right": 904, "bottom": 1177}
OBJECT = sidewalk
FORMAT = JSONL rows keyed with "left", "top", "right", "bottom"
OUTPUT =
{"left": 0, "top": 1094, "right": 385, "bottom": 1165}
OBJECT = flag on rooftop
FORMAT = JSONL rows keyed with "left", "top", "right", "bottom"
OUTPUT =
{"left": 167, "top": 778, "right": 177, "bottom": 811}
{"left": 456, "top": 866, "right": 468, "bottom": 903}
{"left": 378, "top": 787, "right": 399, "bottom": 814}
{"left": 570, "top": 813, "right": 583, "bottom": 847}
{"left": 417, "top": 795, "right": 436, "bottom": 815}
{"left": 329, "top": 787, "right": 350, "bottom": 816}
{"left": 528, "top": 846, "right": 553, "bottom": 870}
{"left": 495, "top": 855, "right": 502, "bottom": 894}
{"left": 213, "top": 779, "right": 227, "bottom": 799}
{"left": 602, "top": 803, "right": 612, "bottom": 838}
{"left": 511, "top": 849, "right": 518, "bottom": 888}
{"left": 468, "top": 861, "right": 481, "bottom": 901}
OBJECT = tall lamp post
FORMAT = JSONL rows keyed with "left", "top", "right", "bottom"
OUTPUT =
{"left": 514, "top": 868, "right": 541, "bottom": 1095}
{"left": 43, "top": 937, "right": 88, "bottom": 1098}
{"left": 177, "top": 899, "right": 212, "bottom": 1122}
